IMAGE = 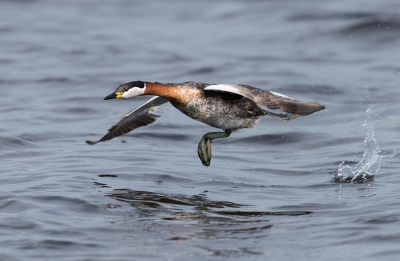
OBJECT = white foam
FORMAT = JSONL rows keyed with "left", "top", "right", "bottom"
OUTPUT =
{"left": 336, "top": 105, "right": 398, "bottom": 183}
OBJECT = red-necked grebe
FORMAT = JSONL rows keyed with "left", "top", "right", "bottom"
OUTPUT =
{"left": 86, "top": 81, "right": 325, "bottom": 166}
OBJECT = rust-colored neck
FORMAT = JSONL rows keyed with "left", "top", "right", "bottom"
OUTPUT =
{"left": 144, "top": 82, "right": 175, "bottom": 98}
{"left": 144, "top": 82, "right": 203, "bottom": 108}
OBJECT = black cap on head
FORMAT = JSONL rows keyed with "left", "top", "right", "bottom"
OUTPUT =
{"left": 117, "top": 81, "right": 145, "bottom": 92}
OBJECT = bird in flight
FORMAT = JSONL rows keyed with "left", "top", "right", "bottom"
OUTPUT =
{"left": 86, "top": 81, "right": 325, "bottom": 166}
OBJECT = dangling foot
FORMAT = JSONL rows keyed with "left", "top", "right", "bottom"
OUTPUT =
{"left": 198, "top": 135, "right": 212, "bottom": 166}
{"left": 197, "top": 130, "right": 232, "bottom": 166}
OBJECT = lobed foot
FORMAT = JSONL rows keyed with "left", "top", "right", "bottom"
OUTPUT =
{"left": 198, "top": 135, "right": 212, "bottom": 166}
{"left": 197, "top": 130, "right": 232, "bottom": 166}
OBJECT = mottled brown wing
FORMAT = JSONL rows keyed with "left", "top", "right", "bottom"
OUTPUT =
{"left": 86, "top": 96, "right": 169, "bottom": 145}
{"left": 204, "top": 84, "right": 325, "bottom": 115}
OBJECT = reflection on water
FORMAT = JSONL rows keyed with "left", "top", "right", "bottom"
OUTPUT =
{"left": 105, "top": 187, "right": 313, "bottom": 255}
{"left": 108, "top": 189, "right": 312, "bottom": 219}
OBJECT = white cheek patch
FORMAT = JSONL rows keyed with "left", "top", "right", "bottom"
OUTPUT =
{"left": 122, "top": 86, "right": 146, "bottom": 98}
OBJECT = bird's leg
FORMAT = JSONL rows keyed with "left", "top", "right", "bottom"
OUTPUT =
{"left": 263, "top": 110, "right": 299, "bottom": 122}
{"left": 197, "top": 130, "right": 232, "bottom": 166}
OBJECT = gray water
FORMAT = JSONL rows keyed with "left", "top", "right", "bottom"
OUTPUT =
{"left": 1, "top": 0, "right": 400, "bottom": 260}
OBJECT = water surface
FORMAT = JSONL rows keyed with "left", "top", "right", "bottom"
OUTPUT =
{"left": 1, "top": 0, "right": 400, "bottom": 260}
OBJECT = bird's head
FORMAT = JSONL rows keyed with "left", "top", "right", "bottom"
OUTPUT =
{"left": 104, "top": 81, "right": 146, "bottom": 100}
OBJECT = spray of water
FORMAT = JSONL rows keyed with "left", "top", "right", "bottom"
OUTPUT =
{"left": 334, "top": 105, "right": 397, "bottom": 183}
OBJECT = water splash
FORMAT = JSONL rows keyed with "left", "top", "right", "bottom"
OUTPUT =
{"left": 334, "top": 106, "right": 397, "bottom": 183}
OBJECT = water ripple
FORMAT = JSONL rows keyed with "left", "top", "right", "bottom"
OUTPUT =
{"left": 0, "top": 136, "right": 32, "bottom": 148}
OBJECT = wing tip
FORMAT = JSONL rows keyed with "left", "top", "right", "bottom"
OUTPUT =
{"left": 310, "top": 102, "right": 325, "bottom": 112}
{"left": 85, "top": 140, "right": 98, "bottom": 145}
{"left": 301, "top": 102, "right": 326, "bottom": 115}
{"left": 279, "top": 100, "right": 326, "bottom": 115}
